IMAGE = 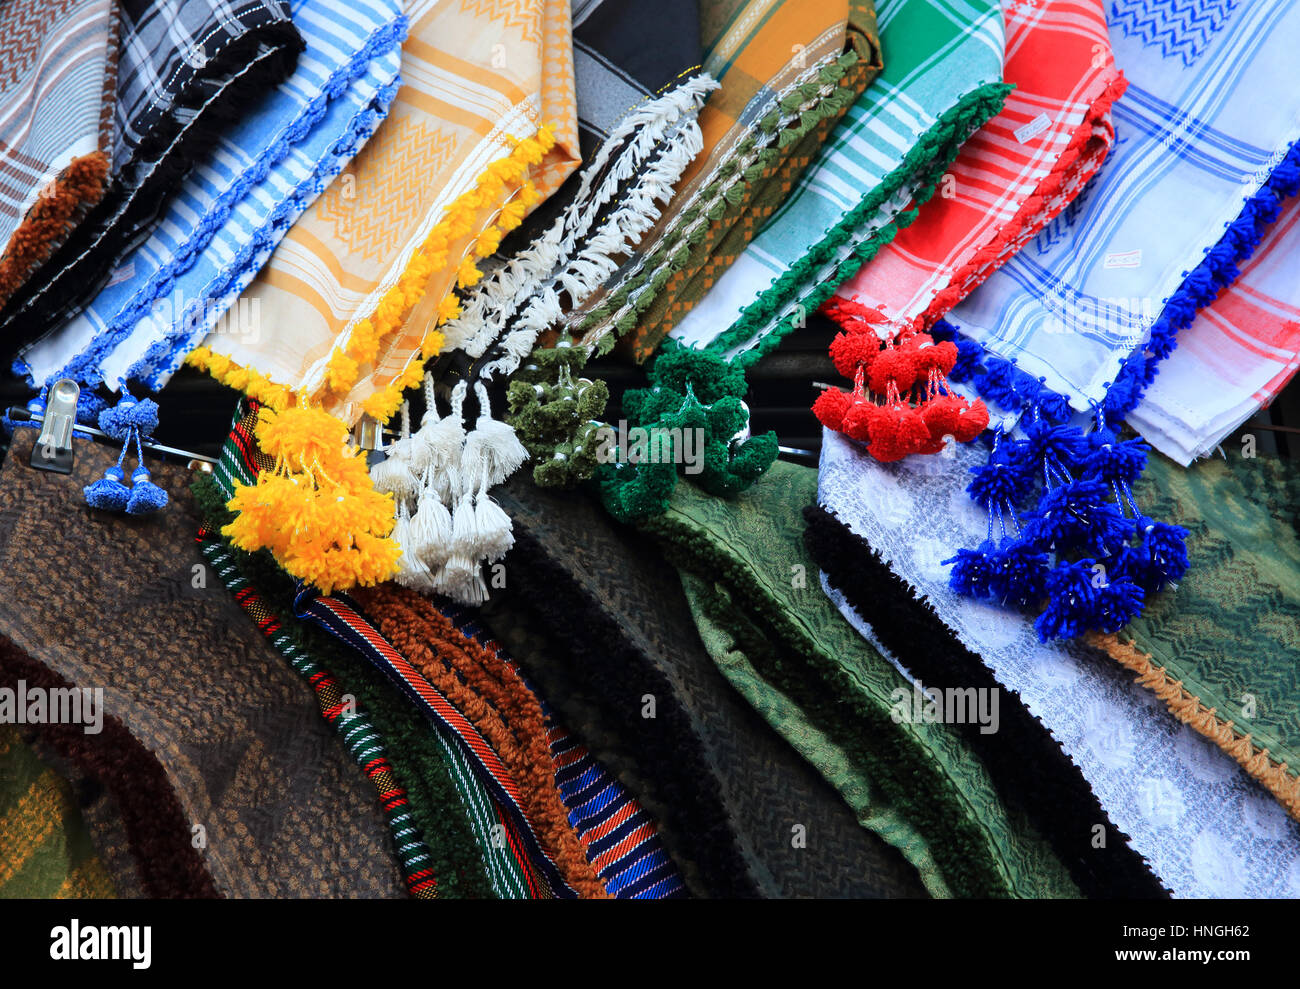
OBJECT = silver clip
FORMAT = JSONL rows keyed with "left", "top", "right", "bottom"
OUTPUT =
{"left": 353, "top": 415, "right": 386, "bottom": 467}
{"left": 30, "top": 379, "right": 80, "bottom": 474}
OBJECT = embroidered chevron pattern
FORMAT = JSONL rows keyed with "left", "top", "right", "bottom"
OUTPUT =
{"left": 458, "top": 0, "right": 543, "bottom": 46}
{"left": 1035, "top": 168, "right": 1100, "bottom": 254}
{"left": 317, "top": 117, "right": 458, "bottom": 264}
{"left": 0, "top": 0, "right": 82, "bottom": 90}
{"left": 1109, "top": 0, "right": 1243, "bottom": 67}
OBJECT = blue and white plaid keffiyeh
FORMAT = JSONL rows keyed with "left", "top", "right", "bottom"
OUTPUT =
{"left": 17, "top": 0, "right": 406, "bottom": 393}
{"left": 948, "top": 0, "right": 1300, "bottom": 415}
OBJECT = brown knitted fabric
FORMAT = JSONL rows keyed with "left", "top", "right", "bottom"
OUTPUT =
{"left": 353, "top": 584, "right": 608, "bottom": 899}
{"left": 0, "top": 431, "right": 405, "bottom": 897}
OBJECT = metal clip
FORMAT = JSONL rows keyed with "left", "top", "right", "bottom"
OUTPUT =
{"left": 353, "top": 415, "right": 385, "bottom": 467}
{"left": 30, "top": 379, "right": 80, "bottom": 474}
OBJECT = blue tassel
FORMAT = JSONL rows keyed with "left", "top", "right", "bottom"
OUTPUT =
{"left": 966, "top": 453, "right": 1033, "bottom": 510}
{"left": 84, "top": 466, "right": 130, "bottom": 512}
{"left": 985, "top": 540, "right": 1050, "bottom": 609}
{"left": 1023, "top": 418, "right": 1089, "bottom": 470}
{"left": 1020, "top": 479, "right": 1133, "bottom": 554}
{"left": 1130, "top": 518, "right": 1189, "bottom": 591}
{"left": 1089, "top": 566, "right": 1146, "bottom": 633}
{"left": 1085, "top": 430, "right": 1148, "bottom": 484}
{"left": 945, "top": 542, "right": 1000, "bottom": 598}
{"left": 1034, "top": 560, "right": 1098, "bottom": 642}
{"left": 125, "top": 465, "right": 168, "bottom": 515}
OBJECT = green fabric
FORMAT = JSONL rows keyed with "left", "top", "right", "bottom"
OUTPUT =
{"left": 1121, "top": 451, "right": 1300, "bottom": 792}
{"left": 644, "top": 460, "right": 1079, "bottom": 899}
{"left": 0, "top": 724, "right": 115, "bottom": 898}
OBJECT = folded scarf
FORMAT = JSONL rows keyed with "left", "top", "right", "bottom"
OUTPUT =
{"left": 0, "top": 0, "right": 119, "bottom": 308}
{"left": 190, "top": 0, "right": 582, "bottom": 427}
{"left": 640, "top": 458, "right": 1079, "bottom": 898}
{"left": 0, "top": 428, "right": 407, "bottom": 897}
{"left": 596, "top": 0, "right": 1012, "bottom": 523}
{"left": 369, "top": 0, "right": 716, "bottom": 603}
{"left": 1128, "top": 192, "right": 1300, "bottom": 464}
{"left": 204, "top": 397, "right": 600, "bottom": 899}
{"left": 1090, "top": 451, "right": 1300, "bottom": 823}
{"left": 951, "top": 1, "right": 1300, "bottom": 415}
{"left": 815, "top": 426, "right": 1300, "bottom": 895}
{"left": 815, "top": 0, "right": 1126, "bottom": 463}
{"left": 0, "top": 725, "right": 116, "bottom": 898}
{"left": 15, "top": 0, "right": 408, "bottom": 399}
{"left": 351, "top": 585, "right": 686, "bottom": 898}
{"left": 564, "top": 0, "right": 883, "bottom": 364}
{"left": 0, "top": 0, "right": 305, "bottom": 347}
{"left": 478, "top": 475, "right": 932, "bottom": 899}
{"left": 498, "top": 0, "right": 881, "bottom": 498}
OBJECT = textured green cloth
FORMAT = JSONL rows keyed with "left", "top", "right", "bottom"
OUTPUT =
{"left": 0, "top": 725, "right": 115, "bottom": 899}
{"left": 1118, "top": 451, "right": 1300, "bottom": 815}
{"left": 644, "top": 460, "right": 1079, "bottom": 898}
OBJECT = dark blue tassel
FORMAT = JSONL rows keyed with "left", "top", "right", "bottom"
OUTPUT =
{"left": 1085, "top": 430, "right": 1148, "bottom": 484}
{"left": 1034, "top": 560, "right": 1098, "bottom": 642}
{"left": 1130, "top": 518, "right": 1189, "bottom": 591}
{"left": 985, "top": 540, "right": 1050, "bottom": 609}
{"left": 945, "top": 542, "right": 1000, "bottom": 598}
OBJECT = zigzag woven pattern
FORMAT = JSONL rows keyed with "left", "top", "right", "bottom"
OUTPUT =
{"left": 1109, "top": 0, "right": 1243, "bottom": 67}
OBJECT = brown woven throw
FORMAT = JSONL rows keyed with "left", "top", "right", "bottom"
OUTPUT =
{"left": 0, "top": 429, "right": 404, "bottom": 897}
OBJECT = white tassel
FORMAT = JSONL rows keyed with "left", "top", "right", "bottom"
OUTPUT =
{"left": 369, "top": 456, "right": 420, "bottom": 504}
{"left": 411, "top": 480, "right": 454, "bottom": 571}
{"left": 449, "top": 491, "right": 480, "bottom": 558}
{"left": 461, "top": 384, "right": 528, "bottom": 490}
{"left": 434, "top": 555, "right": 489, "bottom": 605}
{"left": 472, "top": 493, "right": 514, "bottom": 561}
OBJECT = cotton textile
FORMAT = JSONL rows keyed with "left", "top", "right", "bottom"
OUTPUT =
{"left": 832, "top": 0, "right": 1124, "bottom": 342}
{"left": 0, "top": 0, "right": 305, "bottom": 347}
{"left": 194, "top": 0, "right": 582, "bottom": 426}
{"left": 1128, "top": 192, "right": 1300, "bottom": 464}
{"left": 816, "top": 427, "right": 1300, "bottom": 896}
{"left": 15, "top": 0, "right": 408, "bottom": 398}
{"left": 0, "top": 0, "right": 119, "bottom": 308}
{"left": 950, "top": 0, "right": 1300, "bottom": 412}
{"left": 668, "top": 0, "right": 1009, "bottom": 364}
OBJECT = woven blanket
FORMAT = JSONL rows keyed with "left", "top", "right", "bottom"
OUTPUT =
{"left": 190, "top": 0, "right": 582, "bottom": 427}
{"left": 949, "top": 0, "right": 1300, "bottom": 416}
{"left": 0, "top": 0, "right": 119, "bottom": 309}
{"left": 478, "top": 475, "right": 932, "bottom": 899}
{"left": 0, "top": 0, "right": 304, "bottom": 351}
{"left": 0, "top": 725, "right": 116, "bottom": 898}
{"left": 816, "top": 427, "right": 1300, "bottom": 895}
{"left": 641, "top": 458, "right": 1079, "bottom": 899}
{"left": 831, "top": 0, "right": 1124, "bottom": 344}
{"left": 1128, "top": 191, "right": 1300, "bottom": 464}
{"left": 0, "top": 429, "right": 405, "bottom": 897}
{"left": 15, "top": 0, "right": 408, "bottom": 399}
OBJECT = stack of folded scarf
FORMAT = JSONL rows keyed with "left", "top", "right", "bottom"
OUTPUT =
{"left": 595, "top": 0, "right": 1012, "bottom": 524}
{"left": 935, "top": 0, "right": 1300, "bottom": 640}
{"left": 0, "top": 0, "right": 305, "bottom": 351}
{"left": 811, "top": 428, "right": 1300, "bottom": 896}
{"left": 16, "top": 0, "right": 408, "bottom": 403}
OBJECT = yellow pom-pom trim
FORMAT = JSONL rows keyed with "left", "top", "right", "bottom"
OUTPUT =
{"left": 312, "top": 125, "right": 557, "bottom": 416}
{"left": 221, "top": 402, "right": 401, "bottom": 595}
{"left": 187, "top": 347, "right": 295, "bottom": 412}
